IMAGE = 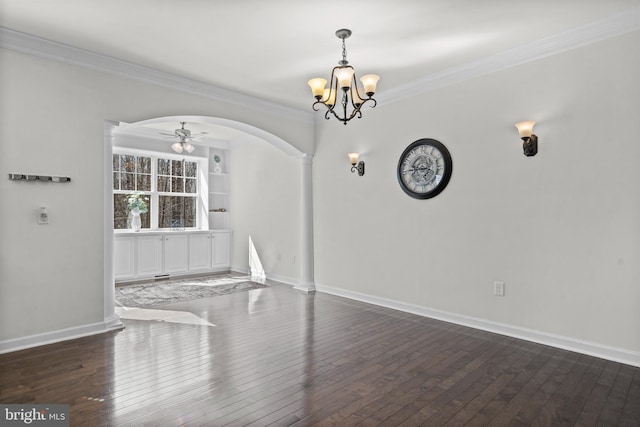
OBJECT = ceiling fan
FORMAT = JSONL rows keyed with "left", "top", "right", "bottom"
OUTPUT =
{"left": 160, "top": 122, "right": 207, "bottom": 154}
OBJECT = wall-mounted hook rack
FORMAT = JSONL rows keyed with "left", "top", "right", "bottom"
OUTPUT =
{"left": 8, "top": 174, "right": 71, "bottom": 183}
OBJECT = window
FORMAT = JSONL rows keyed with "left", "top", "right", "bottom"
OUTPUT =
{"left": 113, "top": 154, "right": 152, "bottom": 229}
{"left": 157, "top": 159, "right": 197, "bottom": 228}
{"left": 113, "top": 152, "right": 201, "bottom": 230}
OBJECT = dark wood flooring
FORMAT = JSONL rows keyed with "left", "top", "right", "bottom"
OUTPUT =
{"left": 1, "top": 279, "right": 639, "bottom": 426}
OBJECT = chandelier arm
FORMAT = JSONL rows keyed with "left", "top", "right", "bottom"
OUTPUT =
{"left": 346, "top": 104, "right": 363, "bottom": 122}
{"left": 327, "top": 107, "right": 350, "bottom": 125}
{"left": 322, "top": 67, "right": 339, "bottom": 104}
{"left": 362, "top": 97, "right": 377, "bottom": 108}
{"left": 350, "top": 73, "right": 364, "bottom": 108}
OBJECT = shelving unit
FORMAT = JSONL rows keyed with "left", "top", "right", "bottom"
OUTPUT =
{"left": 208, "top": 149, "right": 230, "bottom": 230}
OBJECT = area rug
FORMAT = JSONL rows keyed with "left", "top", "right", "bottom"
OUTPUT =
{"left": 115, "top": 276, "right": 268, "bottom": 308}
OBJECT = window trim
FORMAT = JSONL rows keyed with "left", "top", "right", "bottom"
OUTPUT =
{"left": 113, "top": 148, "right": 208, "bottom": 231}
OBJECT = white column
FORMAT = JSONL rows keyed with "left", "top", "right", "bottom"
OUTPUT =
{"left": 103, "top": 121, "right": 125, "bottom": 331}
{"left": 294, "top": 154, "right": 315, "bottom": 292}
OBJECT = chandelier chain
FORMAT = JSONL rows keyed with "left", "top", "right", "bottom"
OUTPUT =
{"left": 342, "top": 37, "right": 348, "bottom": 64}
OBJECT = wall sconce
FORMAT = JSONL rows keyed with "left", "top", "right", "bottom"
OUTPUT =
{"left": 348, "top": 153, "right": 365, "bottom": 176}
{"left": 515, "top": 121, "right": 538, "bottom": 157}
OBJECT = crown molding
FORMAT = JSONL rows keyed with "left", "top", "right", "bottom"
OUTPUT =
{"left": 378, "top": 6, "right": 640, "bottom": 105}
{"left": 0, "top": 27, "right": 313, "bottom": 124}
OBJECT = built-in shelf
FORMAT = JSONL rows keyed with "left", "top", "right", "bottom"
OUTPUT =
{"left": 208, "top": 149, "right": 229, "bottom": 230}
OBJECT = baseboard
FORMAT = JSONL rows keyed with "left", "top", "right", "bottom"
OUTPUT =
{"left": 0, "top": 319, "right": 125, "bottom": 355}
{"left": 266, "top": 273, "right": 302, "bottom": 288}
{"left": 115, "top": 268, "right": 231, "bottom": 284}
{"left": 315, "top": 283, "right": 640, "bottom": 368}
{"left": 230, "top": 267, "right": 305, "bottom": 289}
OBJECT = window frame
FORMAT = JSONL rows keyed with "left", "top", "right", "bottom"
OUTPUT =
{"left": 113, "top": 148, "right": 208, "bottom": 231}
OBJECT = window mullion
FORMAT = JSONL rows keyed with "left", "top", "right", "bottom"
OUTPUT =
{"left": 151, "top": 155, "right": 159, "bottom": 230}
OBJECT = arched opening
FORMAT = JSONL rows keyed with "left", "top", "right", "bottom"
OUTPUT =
{"left": 104, "top": 116, "right": 314, "bottom": 326}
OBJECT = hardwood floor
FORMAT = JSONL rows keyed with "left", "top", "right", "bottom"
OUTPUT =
{"left": 1, "top": 279, "right": 639, "bottom": 426}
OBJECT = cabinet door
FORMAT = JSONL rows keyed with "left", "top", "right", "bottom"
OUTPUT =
{"left": 189, "top": 233, "right": 211, "bottom": 271}
{"left": 164, "top": 234, "right": 188, "bottom": 274}
{"left": 211, "top": 232, "right": 231, "bottom": 268}
{"left": 113, "top": 236, "right": 135, "bottom": 280}
{"left": 137, "top": 235, "right": 163, "bottom": 277}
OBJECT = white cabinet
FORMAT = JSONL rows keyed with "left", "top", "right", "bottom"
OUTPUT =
{"left": 114, "top": 231, "right": 232, "bottom": 283}
{"left": 211, "top": 231, "right": 231, "bottom": 268}
{"left": 189, "top": 232, "right": 211, "bottom": 271}
{"left": 164, "top": 234, "right": 188, "bottom": 273}
{"left": 113, "top": 236, "right": 135, "bottom": 280}
{"left": 137, "top": 235, "right": 164, "bottom": 276}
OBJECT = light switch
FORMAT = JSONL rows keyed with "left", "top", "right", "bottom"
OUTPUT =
{"left": 38, "top": 207, "right": 49, "bottom": 225}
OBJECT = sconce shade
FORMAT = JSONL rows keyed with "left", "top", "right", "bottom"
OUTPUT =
{"left": 515, "top": 121, "right": 536, "bottom": 138}
{"left": 348, "top": 152, "right": 360, "bottom": 165}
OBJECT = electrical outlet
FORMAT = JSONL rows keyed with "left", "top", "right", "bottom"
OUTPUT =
{"left": 494, "top": 281, "right": 505, "bottom": 296}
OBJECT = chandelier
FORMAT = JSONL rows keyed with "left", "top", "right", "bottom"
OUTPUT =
{"left": 307, "top": 29, "right": 379, "bottom": 125}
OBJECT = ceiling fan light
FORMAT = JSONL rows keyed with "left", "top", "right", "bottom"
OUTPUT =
{"left": 184, "top": 142, "right": 195, "bottom": 153}
{"left": 171, "top": 142, "right": 184, "bottom": 153}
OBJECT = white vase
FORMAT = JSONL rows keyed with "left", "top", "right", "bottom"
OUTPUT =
{"left": 129, "top": 208, "right": 141, "bottom": 232}
{"left": 214, "top": 161, "right": 222, "bottom": 174}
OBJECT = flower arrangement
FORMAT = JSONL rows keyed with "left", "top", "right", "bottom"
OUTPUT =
{"left": 125, "top": 191, "right": 149, "bottom": 214}
{"left": 214, "top": 154, "right": 221, "bottom": 163}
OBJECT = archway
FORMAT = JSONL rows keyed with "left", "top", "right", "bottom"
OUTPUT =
{"left": 103, "top": 116, "right": 315, "bottom": 328}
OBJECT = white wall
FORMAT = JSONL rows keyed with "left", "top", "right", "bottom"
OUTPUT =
{"left": 229, "top": 141, "right": 301, "bottom": 284}
{"left": 313, "top": 31, "right": 640, "bottom": 361}
{"left": 0, "top": 47, "right": 312, "bottom": 345}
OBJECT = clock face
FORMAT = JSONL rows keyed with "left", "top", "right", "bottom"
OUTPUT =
{"left": 397, "top": 138, "right": 452, "bottom": 199}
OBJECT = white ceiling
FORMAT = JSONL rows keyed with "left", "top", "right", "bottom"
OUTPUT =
{"left": 1, "top": 0, "right": 639, "bottom": 138}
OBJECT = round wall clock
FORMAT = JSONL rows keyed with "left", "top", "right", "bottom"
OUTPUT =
{"left": 397, "top": 138, "right": 453, "bottom": 199}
